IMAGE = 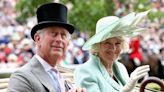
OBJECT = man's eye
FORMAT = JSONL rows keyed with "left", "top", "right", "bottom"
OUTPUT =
{"left": 51, "top": 32, "right": 56, "bottom": 36}
{"left": 61, "top": 33, "right": 67, "bottom": 38}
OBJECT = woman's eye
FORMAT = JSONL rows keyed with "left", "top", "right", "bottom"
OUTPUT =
{"left": 116, "top": 43, "right": 121, "bottom": 46}
{"left": 105, "top": 42, "right": 110, "bottom": 45}
{"left": 116, "top": 43, "right": 121, "bottom": 44}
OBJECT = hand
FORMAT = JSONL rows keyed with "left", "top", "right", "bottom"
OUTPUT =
{"left": 68, "top": 88, "right": 86, "bottom": 92}
{"left": 120, "top": 65, "right": 150, "bottom": 92}
{"left": 130, "top": 65, "right": 150, "bottom": 82}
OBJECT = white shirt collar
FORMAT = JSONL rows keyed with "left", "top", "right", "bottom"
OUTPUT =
{"left": 35, "top": 55, "right": 66, "bottom": 92}
{"left": 35, "top": 54, "right": 52, "bottom": 72}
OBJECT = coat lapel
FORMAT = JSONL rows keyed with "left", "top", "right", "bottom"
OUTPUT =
{"left": 30, "top": 57, "right": 56, "bottom": 92}
{"left": 112, "top": 62, "right": 126, "bottom": 86}
{"left": 93, "top": 55, "right": 122, "bottom": 91}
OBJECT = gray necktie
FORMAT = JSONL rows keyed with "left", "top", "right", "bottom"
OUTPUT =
{"left": 49, "top": 69, "right": 61, "bottom": 92}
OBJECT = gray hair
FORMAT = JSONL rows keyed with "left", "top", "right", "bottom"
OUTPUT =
{"left": 36, "top": 29, "right": 71, "bottom": 40}
{"left": 36, "top": 29, "right": 44, "bottom": 35}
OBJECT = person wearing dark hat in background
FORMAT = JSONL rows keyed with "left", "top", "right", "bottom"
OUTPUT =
{"left": 7, "top": 3, "right": 86, "bottom": 92}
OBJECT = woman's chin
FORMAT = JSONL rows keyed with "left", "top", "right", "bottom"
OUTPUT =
{"left": 106, "top": 56, "right": 117, "bottom": 61}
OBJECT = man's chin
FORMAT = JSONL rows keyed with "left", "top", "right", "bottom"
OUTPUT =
{"left": 52, "top": 52, "right": 63, "bottom": 57}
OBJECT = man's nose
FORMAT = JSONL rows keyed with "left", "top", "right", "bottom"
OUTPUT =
{"left": 55, "top": 34, "right": 63, "bottom": 41}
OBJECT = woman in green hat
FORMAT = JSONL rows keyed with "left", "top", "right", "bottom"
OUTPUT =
{"left": 74, "top": 10, "right": 150, "bottom": 92}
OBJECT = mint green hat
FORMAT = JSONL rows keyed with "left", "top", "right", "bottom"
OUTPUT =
{"left": 82, "top": 10, "right": 150, "bottom": 50}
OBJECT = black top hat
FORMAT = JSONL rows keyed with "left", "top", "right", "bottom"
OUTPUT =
{"left": 31, "top": 3, "right": 74, "bottom": 41}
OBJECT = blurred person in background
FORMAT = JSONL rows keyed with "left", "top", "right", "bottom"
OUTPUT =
{"left": 6, "top": 53, "right": 19, "bottom": 69}
{"left": 7, "top": 3, "right": 86, "bottom": 92}
{"left": 157, "top": 48, "right": 164, "bottom": 79}
{"left": 129, "top": 36, "right": 143, "bottom": 74}
{"left": 159, "top": 31, "right": 164, "bottom": 48}
{"left": 17, "top": 38, "right": 34, "bottom": 65}
{"left": 75, "top": 10, "right": 150, "bottom": 92}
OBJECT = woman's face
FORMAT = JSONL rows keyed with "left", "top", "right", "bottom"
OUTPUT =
{"left": 98, "top": 37, "right": 122, "bottom": 63}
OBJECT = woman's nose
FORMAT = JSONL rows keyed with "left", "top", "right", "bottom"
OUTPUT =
{"left": 110, "top": 44, "right": 116, "bottom": 50}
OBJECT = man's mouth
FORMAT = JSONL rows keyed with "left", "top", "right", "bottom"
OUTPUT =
{"left": 52, "top": 46, "right": 63, "bottom": 51}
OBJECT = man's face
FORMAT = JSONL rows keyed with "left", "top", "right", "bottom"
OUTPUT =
{"left": 35, "top": 26, "right": 70, "bottom": 60}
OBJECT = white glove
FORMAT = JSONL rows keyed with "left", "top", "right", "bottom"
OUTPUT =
{"left": 120, "top": 65, "right": 150, "bottom": 92}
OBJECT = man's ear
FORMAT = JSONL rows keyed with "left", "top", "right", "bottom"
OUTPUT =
{"left": 34, "top": 33, "right": 40, "bottom": 42}
{"left": 34, "top": 33, "right": 41, "bottom": 46}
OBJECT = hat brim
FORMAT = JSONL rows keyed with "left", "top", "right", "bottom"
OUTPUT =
{"left": 82, "top": 10, "right": 150, "bottom": 50}
{"left": 82, "top": 25, "right": 145, "bottom": 50}
{"left": 31, "top": 21, "right": 74, "bottom": 41}
{"left": 82, "top": 20, "right": 121, "bottom": 50}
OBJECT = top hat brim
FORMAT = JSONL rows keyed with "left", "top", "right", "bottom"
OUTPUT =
{"left": 31, "top": 21, "right": 74, "bottom": 41}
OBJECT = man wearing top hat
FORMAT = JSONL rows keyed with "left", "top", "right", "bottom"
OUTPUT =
{"left": 7, "top": 3, "right": 86, "bottom": 92}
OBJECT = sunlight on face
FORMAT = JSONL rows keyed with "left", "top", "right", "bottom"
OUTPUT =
{"left": 37, "top": 26, "right": 70, "bottom": 59}
{"left": 98, "top": 37, "right": 123, "bottom": 63}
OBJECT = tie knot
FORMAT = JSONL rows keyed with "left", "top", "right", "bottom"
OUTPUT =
{"left": 51, "top": 68, "right": 58, "bottom": 74}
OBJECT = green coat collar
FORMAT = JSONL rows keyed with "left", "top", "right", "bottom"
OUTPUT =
{"left": 92, "top": 55, "right": 127, "bottom": 90}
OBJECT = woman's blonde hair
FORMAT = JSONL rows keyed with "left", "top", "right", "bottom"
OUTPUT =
{"left": 90, "top": 36, "right": 129, "bottom": 55}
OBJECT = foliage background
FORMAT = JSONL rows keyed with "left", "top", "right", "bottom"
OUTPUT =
{"left": 16, "top": 0, "right": 164, "bottom": 35}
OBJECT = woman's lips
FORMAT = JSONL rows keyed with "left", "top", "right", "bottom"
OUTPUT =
{"left": 106, "top": 51, "right": 115, "bottom": 54}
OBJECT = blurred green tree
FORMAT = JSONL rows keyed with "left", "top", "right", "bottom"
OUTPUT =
{"left": 61, "top": 0, "right": 115, "bottom": 33}
{"left": 16, "top": 0, "right": 164, "bottom": 34}
{"left": 16, "top": 0, "right": 53, "bottom": 23}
